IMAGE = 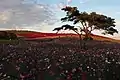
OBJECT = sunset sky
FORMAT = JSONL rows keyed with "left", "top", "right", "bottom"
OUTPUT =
{"left": 0, "top": 0, "right": 120, "bottom": 39}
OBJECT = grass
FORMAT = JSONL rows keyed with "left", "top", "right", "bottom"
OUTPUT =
{"left": 0, "top": 39, "right": 19, "bottom": 44}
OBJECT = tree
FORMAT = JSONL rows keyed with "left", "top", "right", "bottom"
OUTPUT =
{"left": 0, "top": 31, "right": 18, "bottom": 40}
{"left": 53, "top": 27, "right": 64, "bottom": 38}
{"left": 53, "top": 24, "right": 83, "bottom": 48}
{"left": 62, "top": 24, "right": 83, "bottom": 47}
{"left": 53, "top": 6, "right": 118, "bottom": 49}
{"left": 53, "top": 27, "right": 63, "bottom": 34}
{"left": 8, "top": 33, "right": 18, "bottom": 40}
{"left": 60, "top": 6, "right": 118, "bottom": 40}
{"left": 0, "top": 31, "right": 9, "bottom": 40}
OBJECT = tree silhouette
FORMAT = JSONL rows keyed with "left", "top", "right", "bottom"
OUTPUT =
{"left": 53, "top": 27, "right": 63, "bottom": 39}
{"left": 53, "top": 27, "right": 63, "bottom": 34}
{"left": 62, "top": 24, "right": 83, "bottom": 47}
{"left": 53, "top": 24, "right": 83, "bottom": 48}
{"left": 61, "top": 6, "right": 118, "bottom": 40}
{"left": 53, "top": 6, "right": 118, "bottom": 48}
{"left": 0, "top": 31, "right": 17, "bottom": 40}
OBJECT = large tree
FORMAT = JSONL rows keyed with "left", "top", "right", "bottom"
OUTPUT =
{"left": 60, "top": 6, "right": 118, "bottom": 39}
{"left": 53, "top": 6, "right": 118, "bottom": 48}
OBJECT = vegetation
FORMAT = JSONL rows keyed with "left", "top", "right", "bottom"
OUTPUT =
{"left": 53, "top": 6, "right": 118, "bottom": 48}
{"left": 0, "top": 31, "right": 18, "bottom": 40}
{"left": 0, "top": 37, "right": 120, "bottom": 80}
{"left": 0, "top": 5, "right": 119, "bottom": 80}
{"left": 53, "top": 6, "right": 118, "bottom": 39}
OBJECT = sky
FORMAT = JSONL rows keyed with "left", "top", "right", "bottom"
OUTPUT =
{"left": 0, "top": 0, "right": 120, "bottom": 39}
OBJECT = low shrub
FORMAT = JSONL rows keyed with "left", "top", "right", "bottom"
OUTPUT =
{"left": 0, "top": 31, "right": 18, "bottom": 40}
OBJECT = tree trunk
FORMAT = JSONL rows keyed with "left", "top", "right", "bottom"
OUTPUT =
{"left": 56, "top": 31, "right": 60, "bottom": 39}
{"left": 85, "top": 29, "right": 89, "bottom": 38}
{"left": 78, "top": 34, "right": 82, "bottom": 49}
{"left": 84, "top": 29, "right": 92, "bottom": 40}
{"left": 73, "top": 30, "right": 82, "bottom": 49}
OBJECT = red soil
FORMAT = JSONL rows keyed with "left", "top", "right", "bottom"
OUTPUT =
{"left": 15, "top": 31, "right": 120, "bottom": 43}
{"left": 17, "top": 32, "right": 76, "bottom": 38}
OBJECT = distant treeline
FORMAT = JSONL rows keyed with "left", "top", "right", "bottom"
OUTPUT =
{"left": 0, "top": 31, "right": 17, "bottom": 40}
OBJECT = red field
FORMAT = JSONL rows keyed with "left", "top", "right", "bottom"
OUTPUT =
{"left": 17, "top": 32, "right": 76, "bottom": 38}
{"left": 14, "top": 30, "right": 120, "bottom": 43}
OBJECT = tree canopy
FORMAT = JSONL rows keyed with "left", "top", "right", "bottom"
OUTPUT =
{"left": 53, "top": 6, "right": 118, "bottom": 48}
{"left": 60, "top": 6, "right": 118, "bottom": 38}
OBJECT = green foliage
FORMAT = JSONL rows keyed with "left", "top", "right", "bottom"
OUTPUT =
{"left": 53, "top": 6, "right": 118, "bottom": 48}
{"left": 83, "top": 37, "right": 93, "bottom": 41}
{"left": 53, "top": 27, "right": 63, "bottom": 33}
{"left": 62, "top": 24, "right": 76, "bottom": 30}
{"left": 53, "top": 24, "right": 78, "bottom": 34}
{"left": 60, "top": 6, "right": 118, "bottom": 36}
{"left": 9, "top": 33, "right": 18, "bottom": 40}
{"left": 0, "top": 31, "right": 18, "bottom": 40}
{"left": 53, "top": 24, "right": 78, "bottom": 33}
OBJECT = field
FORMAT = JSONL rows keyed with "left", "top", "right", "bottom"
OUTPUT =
{"left": 0, "top": 30, "right": 120, "bottom": 80}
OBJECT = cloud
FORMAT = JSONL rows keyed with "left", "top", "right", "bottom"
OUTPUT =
{"left": 116, "top": 11, "right": 120, "bottom": 14}
{"left": 79, "top": 0, "right": 91, "bottom": 4}
{"left": 0, "top": 11, "right": 10, "bottom": 23}
{"left": 0, "top": 0, "right": 57, "bottom": 31}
